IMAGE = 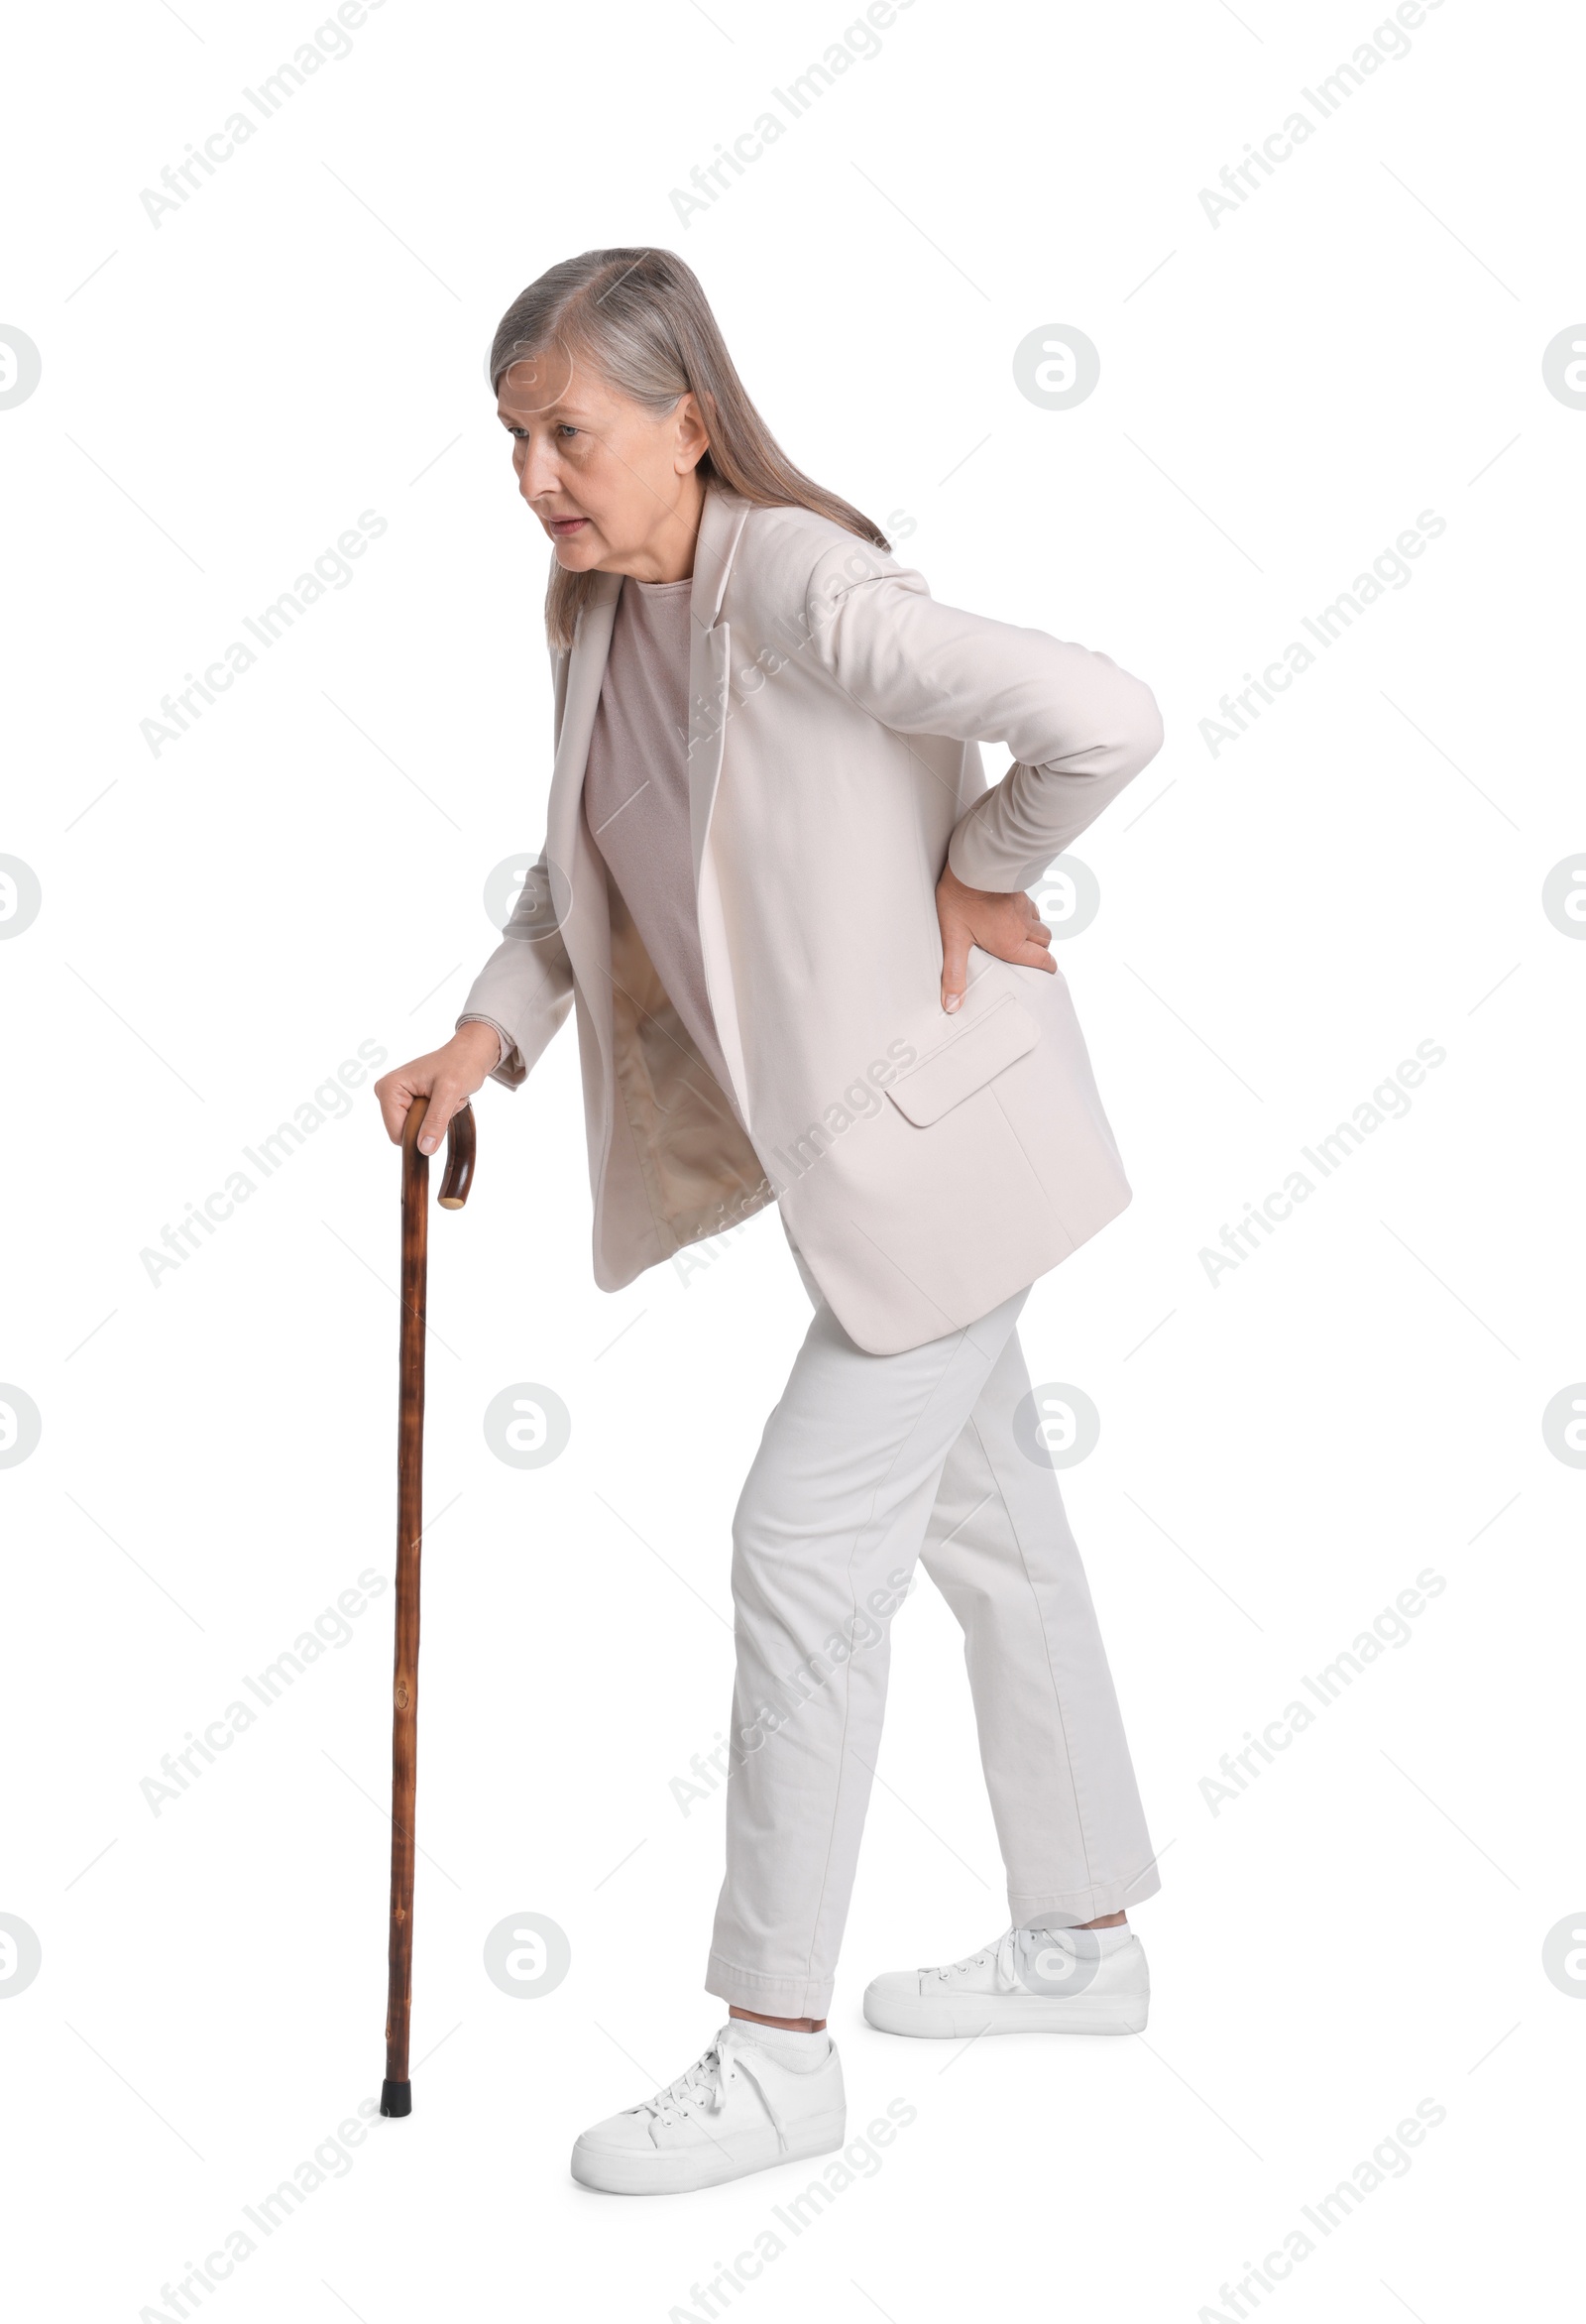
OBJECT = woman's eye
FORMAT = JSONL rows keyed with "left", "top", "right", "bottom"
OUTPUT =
{"left": 557, "top": 424, "right": 579, "bottom": 440}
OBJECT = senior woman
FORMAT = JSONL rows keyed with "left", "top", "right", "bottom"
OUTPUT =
{"left": 376, "top": 247, "right": 1166, "bottom": 2196}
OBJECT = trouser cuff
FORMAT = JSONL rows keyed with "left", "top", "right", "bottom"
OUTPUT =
{"left": 705, "top": 1950, "right": 835, "bottom": 2021}
{"left": 1008, "top": 1860, "right": 1163, "bottom": 1926}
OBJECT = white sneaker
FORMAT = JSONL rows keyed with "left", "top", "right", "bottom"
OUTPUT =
{"left": 863, "top": 1923, "right": 1149, "bottom": 2038}
{"left": 570, "top": 2022, "right": 847, "bottom": 2195}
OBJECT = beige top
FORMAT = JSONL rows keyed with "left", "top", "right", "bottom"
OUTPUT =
{"left": 466, "top": 571, "right": 742, "bottom": 1126}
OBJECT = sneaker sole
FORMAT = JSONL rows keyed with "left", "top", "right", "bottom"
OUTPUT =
{"left": 570, "top": 2108, "right": 847, "bottom": 2196}
{"left": 862, "top": 1989, "right": 1148, "bottom": 2038}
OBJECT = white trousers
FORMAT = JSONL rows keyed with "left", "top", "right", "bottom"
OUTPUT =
{"left": 706, "top": 1234, "right": 1161, "bottom": 2019}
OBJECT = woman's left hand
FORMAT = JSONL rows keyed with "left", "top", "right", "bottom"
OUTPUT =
{"left": 935, "top": 862, "right": 1055, "bottom": 1013}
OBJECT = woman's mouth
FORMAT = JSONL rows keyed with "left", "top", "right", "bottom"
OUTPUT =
{"left": 549, "top": 517, "right": 589, "bottom": 536}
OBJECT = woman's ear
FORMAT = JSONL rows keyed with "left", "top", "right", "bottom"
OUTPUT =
{"left": 674, "top": 390, "right": 712, "bottom": 475}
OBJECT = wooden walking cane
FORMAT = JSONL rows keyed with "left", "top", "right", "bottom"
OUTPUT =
{"left": 381, "top": 1090, "right": 476, "bottom": 2119}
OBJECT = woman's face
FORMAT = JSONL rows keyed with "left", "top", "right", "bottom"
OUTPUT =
{"left": 497, "top": 344, "right": 710, "bottom": 579}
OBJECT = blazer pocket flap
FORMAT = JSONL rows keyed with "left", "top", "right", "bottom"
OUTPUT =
{"left": 886, "top": 994, "right": 1041, "bottom": 1126}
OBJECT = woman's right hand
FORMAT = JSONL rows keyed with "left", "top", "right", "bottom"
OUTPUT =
{"left": 375, "top": 1023, "right": 504, "bottom": 1154}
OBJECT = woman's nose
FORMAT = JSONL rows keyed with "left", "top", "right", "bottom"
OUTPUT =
{"left": 516, "top": 438, "right": 558, "bottom": 502}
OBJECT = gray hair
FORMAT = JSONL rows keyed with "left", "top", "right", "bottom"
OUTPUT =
{"left": 489, "top": 248, "right": 889, "bottom": 649}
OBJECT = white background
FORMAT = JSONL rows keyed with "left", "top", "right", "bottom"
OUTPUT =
{"left": 3, "top": 0, "right": 1582, "bottom": 2316}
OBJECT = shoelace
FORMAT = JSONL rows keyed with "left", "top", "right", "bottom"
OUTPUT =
{"left": 635, "top": 2026, "right": 793, "bottom": 2151}
{"left": 925, "top": 1927, "right": 1024, "bottom": 1992}
{"left": 926, "top": 1926, "right": 1081, "bottom": 1992}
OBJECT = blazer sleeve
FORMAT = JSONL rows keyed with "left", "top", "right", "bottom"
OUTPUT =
{"left": 803, "top": 537, "right": 1165, "bottom": 893}
{"left": 453, "top": 848, "right": 575, "bottom": 1090}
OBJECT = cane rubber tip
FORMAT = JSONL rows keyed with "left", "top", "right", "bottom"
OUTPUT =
{"left": 381, "top": 2079, "right": 412, "bottom": 2118}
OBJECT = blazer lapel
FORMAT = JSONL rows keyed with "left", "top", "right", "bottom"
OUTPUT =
{"left": 543, "top": 570, "right": 623, "bottom": 1014}
{"left": 687, "top": 486, "right": 752, "bottom": 890}
{"left": 544, "top": 570, "right": 622, "bottom": 877}
{"left": 686, "top": 487, "right": 755, "bottom": 1125}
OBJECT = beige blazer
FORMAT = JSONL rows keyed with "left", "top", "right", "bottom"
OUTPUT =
{"left": 459, "top": 485, "right": 1164, "bottom": 1354}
